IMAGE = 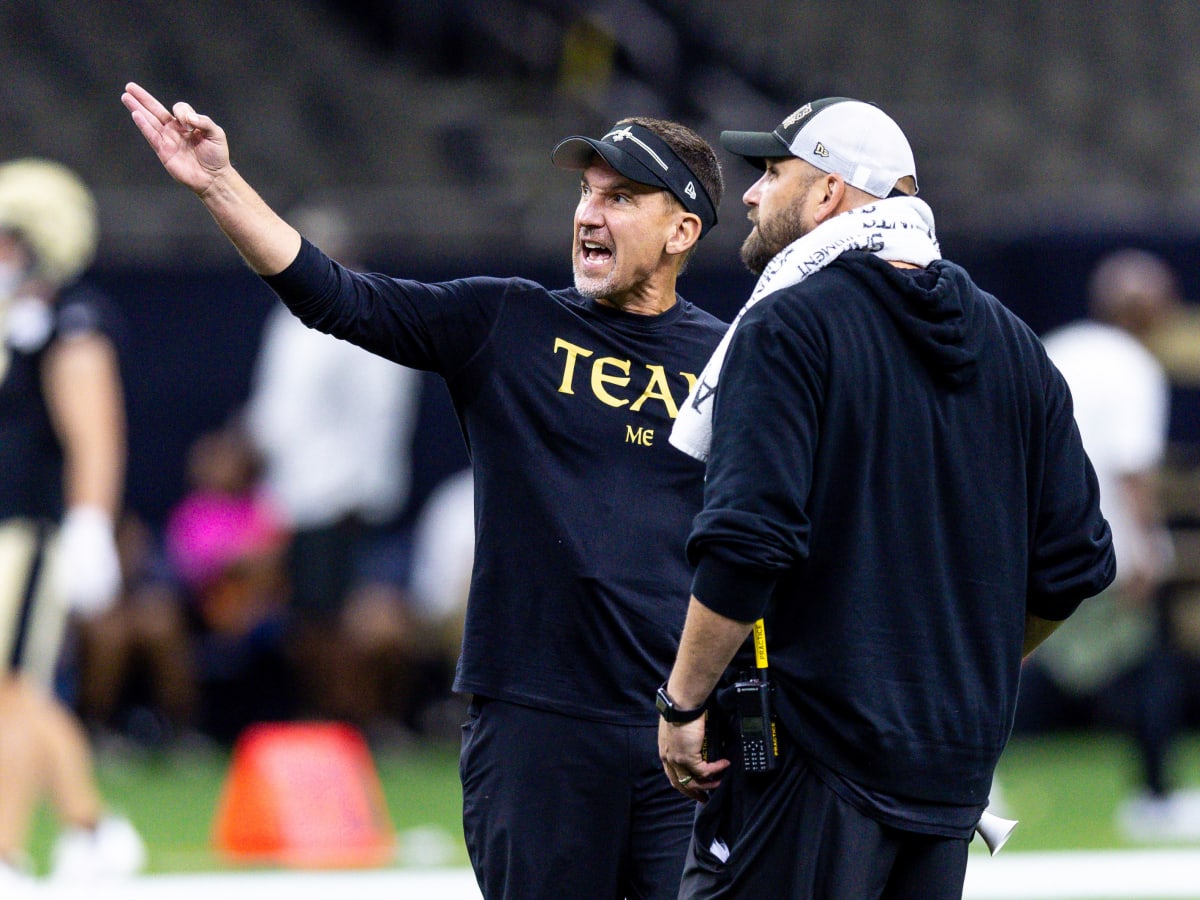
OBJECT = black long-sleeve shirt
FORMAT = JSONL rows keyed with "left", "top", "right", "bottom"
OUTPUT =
{"left": 688, "top": 252, "right": 1114, "bottom": 819}
{"left": 265, "top": 241, "right": 727, "bottom": 724}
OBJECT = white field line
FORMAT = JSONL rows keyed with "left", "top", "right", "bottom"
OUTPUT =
{"left": 19, "top": 850, "right": 1200, "bottom": 899}
{"left": 963, "top": 848, "right": 1200, "bottom": 898}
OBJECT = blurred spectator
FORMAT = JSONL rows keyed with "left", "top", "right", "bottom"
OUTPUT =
{"left": 409, "top": 467, "right": 473, "bottom": 652}
{"left": 164, "top": 422, "right": 292, "bottom": 744}
{"left": 406, "top": 467, "right": 474, "bottom": 738}
{"left": 1125, "top": 256, "right": 1200, "bottom": 389}
{"left": 74, "top": 512, "right": 199, "bottom": 753}
{"left": 245, "top": 202, "right": 424, "bottom": 737}
{"left": 0, "top": 158, "right": 145, "bottom": 883}
{"left": 308, "top": 576, "right": 427, "bottom": 744}
{"left": 1016, "top": 248, "right": 1198, "bottom": 839}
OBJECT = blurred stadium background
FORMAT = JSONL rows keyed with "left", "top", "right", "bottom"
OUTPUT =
{"left": 7, "top": 0, "right": 1200, "bottom": 895}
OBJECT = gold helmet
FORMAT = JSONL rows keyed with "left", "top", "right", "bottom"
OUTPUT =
{"left": 0, "top": 158, "right": 98, "bottom": 287}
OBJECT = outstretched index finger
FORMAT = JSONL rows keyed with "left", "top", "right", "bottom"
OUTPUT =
{"left": 122, "top": 82, "right": 172, "bottom": 125}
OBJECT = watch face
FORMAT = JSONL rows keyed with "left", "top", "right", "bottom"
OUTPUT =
{"left": 657, "top": 685, "right": 702, "bottom": 722}
{"left": 656, "top": 687, "right": 672, "bottom": 716}
{"left": 656, "top": 686, "right": 682, "bottom": 721}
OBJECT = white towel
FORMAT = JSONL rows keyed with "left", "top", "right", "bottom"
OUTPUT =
{"left": 670, "top": 196, "right": 942, "bottom": 462}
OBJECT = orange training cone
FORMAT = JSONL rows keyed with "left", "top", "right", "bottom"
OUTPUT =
{"left": 212, "top": 721, "right": 395, "bottom": 868}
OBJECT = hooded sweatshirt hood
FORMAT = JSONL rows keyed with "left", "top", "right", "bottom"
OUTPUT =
{"left": 839, "top": 251, "right": 981, "bottom": 388}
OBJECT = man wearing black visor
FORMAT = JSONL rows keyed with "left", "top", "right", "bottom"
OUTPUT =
{"left": 123, "top": 82, "right": 726, "bottom": 899}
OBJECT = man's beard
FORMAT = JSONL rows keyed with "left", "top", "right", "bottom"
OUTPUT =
{"left": 572, "top": 235, "right": 619, "bottom": 299}
{"left": 572, "top": 261, "right": 614, "bottom": 299}
{"left": 740, "top": 204, "right": 808, "bottom": 276}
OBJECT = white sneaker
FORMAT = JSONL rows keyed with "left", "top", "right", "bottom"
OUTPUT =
{"left": 50, "top": 814, "right": 147, "bottom": 880}
{"left": 1116, "top": 789, "right": 1200, "bottom": 842}
{"left": 0, "top": 858, "right": 35, "bottom": 895}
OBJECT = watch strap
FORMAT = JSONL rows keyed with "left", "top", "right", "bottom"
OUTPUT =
{"left": 656, "top": 682, "right": 706, "bottom": 724}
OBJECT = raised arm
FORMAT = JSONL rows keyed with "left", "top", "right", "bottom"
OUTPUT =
{"left": 121, "top": 82, "right": 301, "bottom": 275}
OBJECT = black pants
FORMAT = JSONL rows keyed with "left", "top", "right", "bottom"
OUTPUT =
{"left": 679, "top": 743, "right": 968, "bottom": 900}
{"left": 1014, "top": 649, "right": 1179, "bottom": 796}
{"left": 460, "top": 697, "right": 695, "bottom": 899}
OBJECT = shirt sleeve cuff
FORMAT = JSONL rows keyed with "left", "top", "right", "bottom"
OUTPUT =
{"left": 260, "top": 238, "right": 324, "bottom": 295}
{"left": 691, "top": 555, "right": 778, "bottom": 622}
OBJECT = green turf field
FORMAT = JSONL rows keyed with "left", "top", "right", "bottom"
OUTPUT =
{"left": 30, "top": 733, "right": 471, "bottom": 875}
{"left": 27, "top": 729, "right": 1200, "bottom": 876}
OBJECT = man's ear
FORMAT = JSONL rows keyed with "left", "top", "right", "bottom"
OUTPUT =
{"left": 812, "top": 174, "right": 846, "bottom": 225}
{"left": 666, "top": 212, "right": 702, "bottom": 257}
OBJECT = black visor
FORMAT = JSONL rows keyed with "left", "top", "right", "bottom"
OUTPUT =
{"left": 552, "top": 123, "right": 717, "bottom": 237}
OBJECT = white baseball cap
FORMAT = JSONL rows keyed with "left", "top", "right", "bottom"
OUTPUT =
{"left": 720, "top": 97, "right": 917, "bottom": 198}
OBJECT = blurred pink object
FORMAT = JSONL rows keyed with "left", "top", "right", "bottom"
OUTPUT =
{"left": 166, "top": 489, "right": 286, "bottom": 590}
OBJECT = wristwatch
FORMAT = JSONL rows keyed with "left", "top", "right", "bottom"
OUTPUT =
{"left": 656, "top": 682, "right": 706, "bottom": 724}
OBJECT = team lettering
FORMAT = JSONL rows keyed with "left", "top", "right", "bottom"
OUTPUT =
{"left": 554, "top": 337, "right": 698, "bottom": 420}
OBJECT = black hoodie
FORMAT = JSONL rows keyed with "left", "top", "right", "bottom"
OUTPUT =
{"left": 687, "top": 250, "right": 1114, "bottom": 820}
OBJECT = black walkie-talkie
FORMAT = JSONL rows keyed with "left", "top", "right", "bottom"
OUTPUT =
{"left": 734, "top": 619, "right": 778, "bottom": 773}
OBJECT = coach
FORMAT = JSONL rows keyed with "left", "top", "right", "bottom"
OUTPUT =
{"left": 124, "top": 82, "right": 728, "bottom": 899}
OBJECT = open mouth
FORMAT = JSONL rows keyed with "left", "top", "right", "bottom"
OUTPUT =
{"left": 581, "top": 240, "right": 612, "bottom": 265}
